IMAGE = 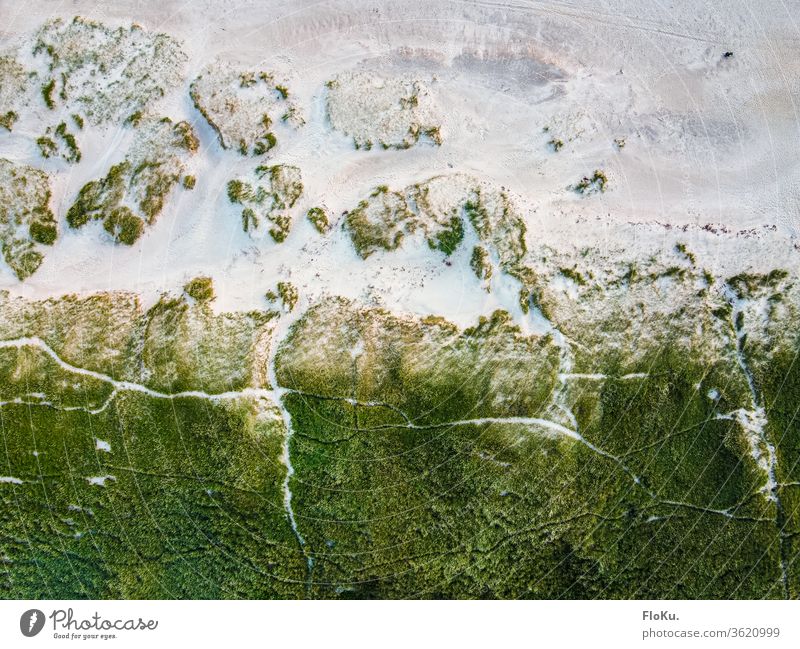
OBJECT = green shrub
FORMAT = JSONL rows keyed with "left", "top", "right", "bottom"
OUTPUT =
{"left": 423, "top": 126, "right": 442, "bottom": 145}
{"left": 573, "top": 170, "right": 608, "bottom": 194}
{"left": 429, "top": 215, "right": 464, "bottom": 255}
{"left": 102, "top": 207, "right": 145, "bottom": 245}
{"left": 276, "top": 281, "right": 298, "bottom": 311}
{"left": 66, "top": 160, "right": 130, "bottom": 229}
{"left": 36, "top": 136, "right": 57, "bottom": 158}
{"left": 29, "top": 221, "right": 57, "bottom": 245}
{"left": 173, "top": 120, "right": 199, "bottom": 152}
{"left": 559, "top": 266, "right": 587, "bottom": 285}
{"left": 0, "top": 110, "right": 17, "bottom": 131}
{"left": 41, "top": 79, "right": 55, "bottom": 109}
{"left": 252, "top": 132, "right": 276, "bottom": 155}
{"left": 307, "top": 207, "right": 329, "bottom": 234}
{"left": 242, "top": 207, "right": 258, "bottom": 232}
{"left": 227, "top": 179, "right": 249, "bottom": 204}
{"left": 675, "top": 242, "right": 696, "bottom": 265}
{"left": 470, "top": 245, "right": 492, "bottom": 280}
{"left": 184, "top": 276, "right": 215, "bottom": 302}
{"left": 55, "top": 122, "right": 81, "bottom": 163}
{"left": 269, "top": 215, "right": 292, "bottom": 242}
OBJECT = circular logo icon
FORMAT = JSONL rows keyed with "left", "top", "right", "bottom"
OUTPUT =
{"left": 20, "top": 609, "right": 45, "bottom": 637}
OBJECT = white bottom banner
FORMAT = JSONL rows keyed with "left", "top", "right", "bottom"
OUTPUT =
{"left": 0, "top": 599, "right": 797, "bottom": 649}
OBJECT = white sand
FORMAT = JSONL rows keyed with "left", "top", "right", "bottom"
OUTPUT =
{"left": 0, "top": 0, "right": 798, "bottom": 327}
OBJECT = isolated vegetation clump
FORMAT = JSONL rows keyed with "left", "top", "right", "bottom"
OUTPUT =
{"left": 573, "top": 170, "right": 608, "bottom": 195}
{"left": 326, "top": 71, "right": 443, "bottom": 150}
{"left": 0, "top": 110, "right": 18, "bottom": 131}
{"left": 190, "top": 62, "right": 302, "bottom": 156}
{"left": 0, "top": 159, "right": 57, "bottom": 280}
{"left": 306, "top": 207, "right": 330, "bottom": 234}
{"left": 66, "top": 116, "right": 198, "bottom": 244}
{"left": 227, "top": 164, "right": 304, "bottom": 243}
{"left": 266, "top": 281, "right": 299, "bottom": 312}
{"left": 36, "top": 121, "right": 81, "bottom": 163}
{"left": 184, "top": 276, "right": 215, "bottom": 302}
{"left": 32, "top": 16, "right": 187, "bottom": 124}
{"left": 41, "top": 79, "right": 56, "bottom": 109}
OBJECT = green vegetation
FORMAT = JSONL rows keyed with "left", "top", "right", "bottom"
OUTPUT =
{"left": 0, "top": 159, "right": 57, "bottom": 280}
{"left": 400, "top": 92, "right": 419, "bottom": 108}
{"left": 278, "top": 282, "right": 298, "bottom": 311}
{"left": 267, "top": 282, "right": 299, "bottom": 312}
{"left": 41, "top": 78, "right": 56, "bottom": 109}
{"left": 326, "top": 72, "right": 442, "bottom": 150}
{"left": 726, "top": 269, "right": 788, "bottom": 300}
{"left": 173, "top": 120, "right": 200, "bottom": 153}
{"left": 306, "top": 207, "right": 330, "bottom": 234}
{"left": 344, "top": 177, "right": 526, "bottom": 267}
{"left": 55, "top": 121, "right": 81, "bottom": 162}
{"left": 239, "top": 71, "right": 257, "bottom": 88}
{"left": 0, "top": 110, "right": 17, "bottom": 131}
{"left": 183, "top": 175, "right": 196, "bottom": 190}
{"left": 125, "top": 111, "right": 143, "bottom": 127}
{"left": 71, "top": 113, "right": 84, "bottom": 129}
{"left": 102, "top": 207, "right": 145, "bottom": 245}
{"left": 548, "top": 137, "right": 564, "bottom": 152}
{"left": 281, "top": 106, "right": 303, "bottom": 126}
{"left": 268, "top": 300, "right": 786, "bottom": 598}
{"left": 184, "top": 276, "right": 216, "bottom": 302}
{"left": 0, "top": 286, "right": 796, "bottom": 597}
{"left": 36, "top": 136, "right": 57, "bottom": 158}
{"left": 227, "top": 165, "right": 303, "bottom": 243}
{"left": 428, "top": 215, "right": 464, "bottom": 255}
{"left": 560, "top": 266, "right": 587, "bottom": 285}
{"left": 675, "top": 242, "right": 696, "bottom": 266}
{"left": 0, "top": 391, "right": 304, "bottom": 598}
{"left": 573, "top": 170, "right": 608, "bottom": 194}
{"left": 422, "top": 125, "right": 442, "bottom": 145}
{"left": 29, "top": 221, "right": 57, "bottom": 245}
{"left": 190, "top": 63, "right": 297, "bottom": 156}
{"left": 344, "top": 190, "right": 411, "bottom": 258}
{"left": 66, "top": 118, "right": 197, "bottom": 243}
{"left": 463, "top": 189, "right": 527, "bottom": 269}
{"left": 32, "top": 16, "right": 187, "bottom": 125}
{"left": 0, "top": 56, "right": 27, "bottom": 127}
{"left": 470, "top": 245, "right": 492, "bottom": 281}
{"left": 252, "top": 132, "right": 277, "bottom": 156}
